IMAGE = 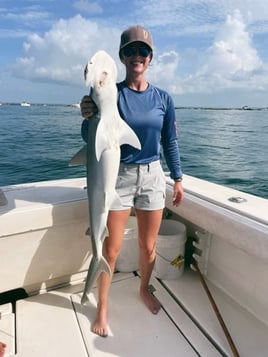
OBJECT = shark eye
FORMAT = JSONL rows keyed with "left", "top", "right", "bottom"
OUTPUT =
{"left": 84, "top": 66, "right": 88, "bottom": 80}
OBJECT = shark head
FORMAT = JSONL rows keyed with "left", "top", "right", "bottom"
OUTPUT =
{"left": 84, "top": 50, "right": 117, "bottom": 90}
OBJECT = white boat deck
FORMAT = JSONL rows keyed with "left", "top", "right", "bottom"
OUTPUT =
{"left": 2, "top": 269, "right": 268, "bottom": 357}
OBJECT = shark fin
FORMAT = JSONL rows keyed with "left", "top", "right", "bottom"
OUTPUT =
{"left": 69, "top": 145, "right": 87, "bottom": 166}
{"left": 101, "top": 255, "right": 112, "bottom": 275}
{"left": 80, "top": 255, "right": 111, "bottom": 305}
{"left": 118, "top": 118, "right": 141, "bottom": 150}
{"left": 95, "top": 114, "right": 141, "bottom": 161}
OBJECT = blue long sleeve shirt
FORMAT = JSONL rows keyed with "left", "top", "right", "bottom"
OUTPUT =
{"left": 81, "top": 81, "right": 183, "bottom": 179}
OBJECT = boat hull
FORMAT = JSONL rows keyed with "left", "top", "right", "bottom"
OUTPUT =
{"left": 0, "top": 175, "right": 268, "bottom": 356}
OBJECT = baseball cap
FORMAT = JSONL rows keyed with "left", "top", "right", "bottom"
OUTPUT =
{"left": 119, "top": 25, "right": 153, "bottom": 58}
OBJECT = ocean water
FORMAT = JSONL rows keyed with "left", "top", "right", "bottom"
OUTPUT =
{"left": 177, "top": 108, "right": 268, "bottom": 199}
{"left": 0, "top": 103, "right": 267, "bottom": 199}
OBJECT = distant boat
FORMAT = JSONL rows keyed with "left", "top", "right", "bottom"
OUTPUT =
{"left": 21, "top": 101, "right": 31, "bottom": 107}
{"left": 71, "top": 103, "right": 80, "bottom": 108}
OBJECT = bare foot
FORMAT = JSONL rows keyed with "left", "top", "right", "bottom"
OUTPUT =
{"left": 140, "top": 288, "right": 161, "bottom": 314}
{"left": 92, "top": 304, "right": 108, "bottom": 337}
{"left": 0, "top": 342, "right": 6, "bottom": 357}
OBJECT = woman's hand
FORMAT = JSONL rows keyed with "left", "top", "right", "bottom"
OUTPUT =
{"left": 80, "top": 95, "right": 98, "bottom": 119}
{"left": 173, "top": 181, "right": 184, "bottom": 206}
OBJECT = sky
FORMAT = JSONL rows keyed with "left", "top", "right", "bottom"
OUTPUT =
{"left": 1, "top": 0, "right": 268, "bottom": 107}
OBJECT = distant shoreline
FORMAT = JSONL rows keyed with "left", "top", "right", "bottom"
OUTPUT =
{"left": 175, "top": 106, "right": 268, "bottom": 111}
{"left": 0, "top": 102, "right": 267, "bottom": 111}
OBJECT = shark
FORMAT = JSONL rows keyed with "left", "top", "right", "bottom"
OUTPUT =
{"left": 70, "top": 50, "right": 141, "bottom": 305}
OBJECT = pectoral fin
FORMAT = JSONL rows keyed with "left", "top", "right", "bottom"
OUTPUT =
{"left": 69, "top": 145, "right": 87, "bottom": 166}
{"left": 118, "top": 118, "right": 141, "bottom": 150}
{"left": 95, "top": 115, "right": 142, "bottom": 161}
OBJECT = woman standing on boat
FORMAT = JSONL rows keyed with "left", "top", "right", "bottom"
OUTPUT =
{"left": 80, "top": 25, "right": 184, "bottom": 337}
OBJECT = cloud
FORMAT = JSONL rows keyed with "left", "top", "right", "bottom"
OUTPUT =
{"left": 0, "top": 4, "right": 52, "bottom": 32}
{"left": 11, "top": 15, "right": 120, "bottom": 86}
{"left": 147, "top": 9, "right": 267, "bottom": 95}
{"left": 200, "top": 10, "right": 262, "bottom": 75}
{"left": 136, "top": 0, "right": 268, "bottom": 36}
{"left": 73, "top": 0, "right": 103, "bottom": 14}
{"left": 8, "top": 8, "right": 268, "bottom": 99}
{"left": 148, "top": 51, "right": 183, "bottom": 93}
{"left": 5, "top": 10, "right": 50, "bottom": 23}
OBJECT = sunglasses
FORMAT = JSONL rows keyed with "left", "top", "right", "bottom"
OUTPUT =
{"left": 122, "top": 46, "right": 151, "bottom": 58}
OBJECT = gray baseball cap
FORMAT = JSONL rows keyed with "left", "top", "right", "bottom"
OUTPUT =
{"left": 119, "top": 25, "right": 153, "bottom": 57}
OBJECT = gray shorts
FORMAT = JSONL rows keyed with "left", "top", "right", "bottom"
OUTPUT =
{"left": 110, "top": 160, "right": 166, "bottom": 211}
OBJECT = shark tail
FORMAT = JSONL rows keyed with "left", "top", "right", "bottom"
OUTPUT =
{"left": 81, "top": 255, "right": 112, "bottom": 305}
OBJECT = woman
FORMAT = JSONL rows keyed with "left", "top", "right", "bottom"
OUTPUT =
{"left": 80, "top": 25, "right": 184, "bottom": 337}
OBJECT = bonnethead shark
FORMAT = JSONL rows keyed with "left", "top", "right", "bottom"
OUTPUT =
{"left": 70, "top": 50, "right": 141, "bottom": 305}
